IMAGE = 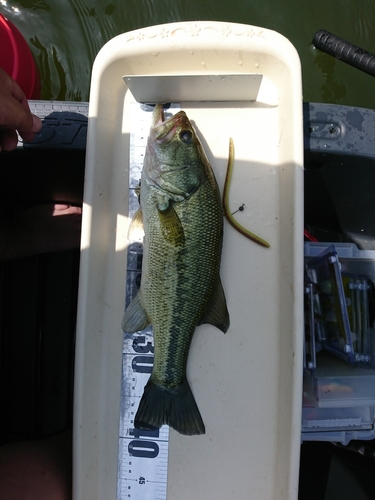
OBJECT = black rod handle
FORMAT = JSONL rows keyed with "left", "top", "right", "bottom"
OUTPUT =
{"left": 312, "top": 29, "right": 375, "bottom": 77}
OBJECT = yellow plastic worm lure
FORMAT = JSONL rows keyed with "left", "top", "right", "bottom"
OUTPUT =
{"left": 223, "top": 138, "right": 270, "bottom": 248}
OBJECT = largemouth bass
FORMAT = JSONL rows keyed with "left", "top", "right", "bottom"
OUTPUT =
{"left": 122, "top": 104, "right": 229, "bottom": 435}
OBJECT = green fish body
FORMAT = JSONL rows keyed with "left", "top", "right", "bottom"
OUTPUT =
{"left": 122, "top": 104, "right": 229, "bottom": 435}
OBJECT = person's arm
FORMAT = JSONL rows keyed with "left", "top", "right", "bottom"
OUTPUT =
{"left": 0, "top": 71, "right": 82, "bottom": 260}
{"left": 0, "top": 67, "right": 42, "bottom": 151}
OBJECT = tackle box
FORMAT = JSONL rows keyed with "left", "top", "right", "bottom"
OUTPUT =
{"left": 303, "top": 242, "right": 375, "bottom": 444}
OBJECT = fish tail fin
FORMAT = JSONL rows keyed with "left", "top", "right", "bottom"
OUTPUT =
{"left": 135, "top": 379, "right": 205, "bottom": 435}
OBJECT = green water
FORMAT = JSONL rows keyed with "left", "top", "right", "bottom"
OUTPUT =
{"left": 1, "top": 0, "right": 375, "bottom": 108}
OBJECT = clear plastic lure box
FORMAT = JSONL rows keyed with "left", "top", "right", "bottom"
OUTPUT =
{"left": 303, "top": 242, "right": 375, "bottom": 443}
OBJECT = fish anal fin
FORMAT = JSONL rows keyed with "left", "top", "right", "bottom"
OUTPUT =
{"left": 128, "top": 207, "right": 144, "bottom": 241}
{"left": 199, "top": 278, "right": 230, "bottom": 333}
{"left": 121, "top": 292, "right": 150, "bottom": 333}
{"left": 158, "top": 205, "right": 185, "bottom": 247}
{"left": 135, "top": 378, "right": 205, "bottom": 435}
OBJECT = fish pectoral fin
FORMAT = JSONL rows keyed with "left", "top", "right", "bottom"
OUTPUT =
{"left": 199, "top": 277, "right": 230, "bottom": 333}
{"left": 158, "top": 205, "right": 185, "bottom": 247}
{"left": 128, "top": 207, "right": 144, "bottom": 241}
{"left": 121, "top": 292, "right": 151, "bottom": 333}
{"left": 134, "top": 182, "right": 141, "bottom": 201}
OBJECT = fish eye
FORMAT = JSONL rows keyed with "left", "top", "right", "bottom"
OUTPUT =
{"left": 180, "top": 130, "right": 193, "bottom": 142}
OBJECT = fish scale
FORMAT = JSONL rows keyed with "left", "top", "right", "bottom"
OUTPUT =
{"left": 137, "top": 119, "right": 223, "bottom": 387}
{"left": 117, "top": 102, "right": 181, "bottom": 500}
{"left": 118, "top": 101, "right": 229, "bottom": 496}
{"left": 147, "top": 189, "right": 224, "bottom": 387}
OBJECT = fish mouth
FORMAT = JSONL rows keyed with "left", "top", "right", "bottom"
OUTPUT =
{"left": 151, "top": 104, "right": 191, "bottom": 143}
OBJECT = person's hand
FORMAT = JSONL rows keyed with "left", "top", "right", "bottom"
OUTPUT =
{"left": 0, "top": 67, "right": 42, "bottom": 152}
{"left": 0, "top": 203, "right": 82, "bottom": 261}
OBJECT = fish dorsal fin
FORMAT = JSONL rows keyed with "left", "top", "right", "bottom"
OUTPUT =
{"left": 199, "top": 277, "right": 230, "bottom": 333}
{"left": 122, "top": 292, "right": 151, "bottom": 333}
{"left": 128, "top": 207, "right": 144, "bottom": 241}
{"left": 158, "top": 205, "right": 185, "bottom": 247}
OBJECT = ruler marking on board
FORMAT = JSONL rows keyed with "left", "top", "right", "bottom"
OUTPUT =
{"left": 117, "top": 102, "right": 181, "bottom": 500}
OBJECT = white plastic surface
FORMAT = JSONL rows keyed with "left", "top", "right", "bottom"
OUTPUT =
{"left": 73, "top": 21, "right": 304, "bottom": 500}
{"left": 122, "top": 74, "right": 263, "bottom": 102}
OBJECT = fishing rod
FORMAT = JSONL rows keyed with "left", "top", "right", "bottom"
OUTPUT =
{"left": 312, "top": 29, "right": 375, "bottom": 77}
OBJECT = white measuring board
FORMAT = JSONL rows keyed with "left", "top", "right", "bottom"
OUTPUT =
{"left": 117, "top": 103, "right": 181, "bottom": 500}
